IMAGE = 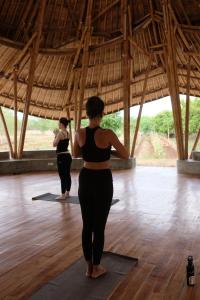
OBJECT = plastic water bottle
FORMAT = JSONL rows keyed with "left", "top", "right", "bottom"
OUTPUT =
{"left": 187, "top": 256, "right": 195, "bottom": 286}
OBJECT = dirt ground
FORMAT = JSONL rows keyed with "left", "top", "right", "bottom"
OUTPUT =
{"left": 0, "top": 131, "right": 198, "bottom": 167}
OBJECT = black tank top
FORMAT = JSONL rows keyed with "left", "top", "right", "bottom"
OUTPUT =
{"left": 56, "top": 132, "right": 69, "bottom": 153}
{"left": 81, "top": 127, "right": 111, "bottom": 162}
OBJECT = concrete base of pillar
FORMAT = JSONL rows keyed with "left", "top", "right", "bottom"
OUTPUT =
{"left": 191, "top": 151, "right": 200, "bottom": 161}
{"left": 0, "top": 153, "right": 135, "bottom": 175}
{"left": 177, "top": 159, "right": 200, "bottom": 176}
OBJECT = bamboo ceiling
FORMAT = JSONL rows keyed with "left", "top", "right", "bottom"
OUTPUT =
{"left": 0, "top": 0, "right": 200, "bottom": 120}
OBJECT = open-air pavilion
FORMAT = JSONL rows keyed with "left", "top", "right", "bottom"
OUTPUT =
{"left": 0, "top": 0, "right": 200, "bottom": 299}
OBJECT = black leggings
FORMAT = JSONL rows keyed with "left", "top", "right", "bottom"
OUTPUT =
{"left": 78, "top": 168, "right": 113, "bottom": 265}
{"left": 57, "top": 153, "right": 72, "bottom": 194}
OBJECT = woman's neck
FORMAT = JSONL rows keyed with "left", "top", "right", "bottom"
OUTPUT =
{"left": 88, "top": 118, "right": 101, "bottom": 128}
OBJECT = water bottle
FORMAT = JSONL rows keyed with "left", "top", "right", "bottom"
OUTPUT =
{"left": 187, "top": 256, "right": 195, "bottom": 286}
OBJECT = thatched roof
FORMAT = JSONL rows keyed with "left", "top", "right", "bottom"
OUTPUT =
{"left": 0, "top": 0, "right": 200, "bottom": 120}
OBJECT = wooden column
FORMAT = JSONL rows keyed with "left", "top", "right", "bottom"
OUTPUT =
{"left": 185, "top": 55, "right": 191, "bottom": 159}
{"left": 66, "top": 108, "right": 73, "bottom": 155}
{"left": 190, "top": 129, "right": 200, "bottom": 158}
{"left": 13, "top": 67, "right": 18, "bottom": 158}
{"left": 18, "top": 0, "right": 46, "bottom": 158}
{"left": 77, "top": 0, "right": 93, "bottom": 130}
{"left": 121, "top": 0, "right": 131, "bottom": 152}
{"left": 0, "top": 107, "right": 14, "bottom": 158}
{"left": 162, "top": 0, "right": 185, "bottom": 160}
{"left": 73, "top": 70, "right": 80, "bottom": 131}
{"left": 131, "top": 56, "right": 152, "bottom": 157}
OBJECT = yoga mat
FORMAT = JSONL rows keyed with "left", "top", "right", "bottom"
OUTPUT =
{"left": 28, "top": 252, "right": 138, "bottom": 300}
{"left": 32, "top": 193, "right": 119, "bottom": 205}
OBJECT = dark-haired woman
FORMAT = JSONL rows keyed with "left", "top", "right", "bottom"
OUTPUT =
{"left": 74, "top": 96, "right": 129, "bottom": 278}
{"left": 53, "top": 118, "right": 72, "bottom": 200}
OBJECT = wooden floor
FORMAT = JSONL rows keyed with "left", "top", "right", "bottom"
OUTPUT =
{"left": 0, "top": 167, "right": 200, "bottom": 300}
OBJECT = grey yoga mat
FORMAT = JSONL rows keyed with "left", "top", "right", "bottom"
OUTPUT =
{"left": 32, "top": 193, "right": 119, "bottom": 205}
{"left": 28, "top": 251, "right": 138, "bottom": 300}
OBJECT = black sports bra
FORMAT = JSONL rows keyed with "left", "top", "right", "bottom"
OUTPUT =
{"left": 81, "top": 127, "right": 111, "bottom": 162}
{"left": 56, "top": 132, "right": 69, "bottom": 153}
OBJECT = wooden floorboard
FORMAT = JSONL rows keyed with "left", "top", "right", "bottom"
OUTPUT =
{"left": 0, "top": 167, "right": 200, "bottom": 300}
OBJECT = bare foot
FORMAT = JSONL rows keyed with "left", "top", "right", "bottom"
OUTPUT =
{"left": 56, "top": 194, "right": 66, "bottom": 200}
{"left": 64, "top": 191, "right": 70, "bottom": 198}
{"left": 86, "top": 262, "right": 93, "bottom": 277}
{"left": 91, "top": 265, "right": 107, "bottom": 278}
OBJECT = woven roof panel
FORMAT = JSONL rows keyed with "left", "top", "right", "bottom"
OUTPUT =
{"left": 0, "top": 0, "right": 200, "bottom": 119}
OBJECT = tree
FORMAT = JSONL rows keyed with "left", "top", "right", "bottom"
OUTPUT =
{"left": 154, "top": 111, "right": 174, "bottom": 136}
{"left": 101, "top": 112, "right": 122, "bottom": 134}
{"left": 140, "top": 116, "right": 155, "bottom": 133}
{"left": 181, "top": 97, "right": 200, "bottom": 134}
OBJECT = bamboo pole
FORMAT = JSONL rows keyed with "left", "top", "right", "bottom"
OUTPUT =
{"left": 130, "top": 56, "right": 152, "bottom": 157}
{"left": 77, "top": 0, "right": 93, "bottom": 130}
{"left": 66, "top": 108, "right": 73, "bottom": 155}
{"left": 13, "top": 67, "right": 18, "bottom": 158}
{"left": 92, "top": 0, "right": 120, "bottom": 22}
{"left": 190, "top": 129, "right": 200, "bottom": 158}
{"left": 73, "top": 71, "right": 80, "bottom": 131}
{"left": 162, "top": 0, "right": 185, "bottom": 160}
{"left": 0, "top": 107, "right": 14, "bottom": 158}
{"left": 18, "top": 0, "right": 46, "bottom": 158}
{"left": 185, "top": 55, "right": 191, "bottom": 159}
{"left": 121, "top": 0, "right": 131, "bottom": 152}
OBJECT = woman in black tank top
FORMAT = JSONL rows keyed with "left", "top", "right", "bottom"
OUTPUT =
{"left": 53, "top": 117, "right": 72, "bottom": 200}
{"left": 74, "top": 96, "right": 129, "bottom": 279}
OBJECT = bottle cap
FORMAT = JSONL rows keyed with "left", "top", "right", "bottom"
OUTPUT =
{"left": 188, "top": 256, "right": 193, "bottom": 261}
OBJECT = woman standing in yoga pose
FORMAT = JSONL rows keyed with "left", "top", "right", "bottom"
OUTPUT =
{"left": 53, "top": 118, "right": 72, "bottom": 200}
{"left": 74, "top": 96, "right": 129, "bottom": 278}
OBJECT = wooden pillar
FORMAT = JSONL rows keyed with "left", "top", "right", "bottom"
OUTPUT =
{"left": 121, "top": 0, "right": 131, "bottom": 152}
{"left": 66, "top": 108, "right": 73, "bottom": 155}
{"left": 0, "top": 107, "right": 14, "bottom": 158}
{"left": 77, "top": 0, "right": 93, "bottom": 130}
{"left": 13, "top": 67, "right": 18, "bottom": 158}
{"left": 185, "top": 56, "right": 191, "bottom": 159}
{"left": 18, "top": 0, "right": 46, "bottom": 158}
{"left": 190, "top": 129, "right": 200, "bottom": 158}
{"left": 131, "top": 56, "right": 152, "bottom": 157}
{"left": 162, "top": 0, "right": 185, "bottom": 160}
{"left": 73, "top": 70, "right": 80, "bottom": 131}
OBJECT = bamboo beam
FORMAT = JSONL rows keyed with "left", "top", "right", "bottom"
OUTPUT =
{"left": 121, "top": 0, "right": 130, "bottom": 152}
{"left": 162, "top": 0, "right": 185, "bottom": 160}
{"left": 184, "top": 56, "right": 191, "bottom": 159}
{"left": 184, "top": 51, "right": 200, "bottom": 57}
{"left": 129, "top": 37, "right": 151, "bottom": 57}
{"left": 65, "top": 0, "right": 78, "bottom": 28}
{"left": 13, "top": 67, "right": 18, "bottom": 158}
{"left": 149, "top": 0, "right": 165, "bottom": 69}
{"left": 14, "top": 0, "right": 35, "bottom": 40}
{"left": 190, "top": 129, "right": 200, "bottom": 158}
{"left": 73, "top": 71, "right": 80, "bottom": 131}
{"left": 90, "top": 36, "right": 123, "bottom": 50}
{"left": 77, "top": 0, "right": 93, "bottom": 130}
{"left": 18, "top": 0, "right": 46, "bottom": 158}
{"left": 169, "top": 5, "right": 200, "bottom": 72}
{"left": 92, "top": 0, "right": 120, "bottom": 23}
{"left": 66, "top": 108, "right": 73, "bottom": 155}
{"left": 13, "top": 33, "right": 37, "bottom": 68}
{"left": 130, "top": 56, "right": 152, "bottom": 157}
{"left": 0, "top": 106, "right": 14, "bottom": 158}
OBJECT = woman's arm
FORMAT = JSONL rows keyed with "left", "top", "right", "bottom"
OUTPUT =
{"left": 53, "top": 132, "right": 62, "bottom": 147}
{"left": 73, "top": 131, "right": 82, "bottom": 158}
{"left": 108, "top": 130, "right": 129, "bottom": 159}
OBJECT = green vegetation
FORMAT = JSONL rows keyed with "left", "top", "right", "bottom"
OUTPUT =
{"left": 0, "top": 97, "right": 199, "bottom": 137}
